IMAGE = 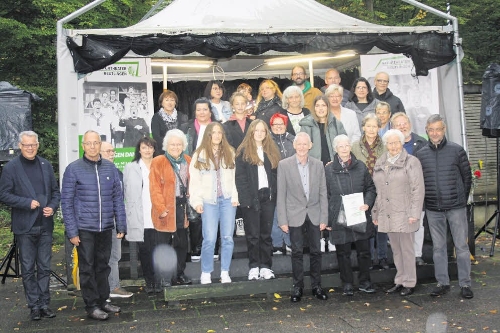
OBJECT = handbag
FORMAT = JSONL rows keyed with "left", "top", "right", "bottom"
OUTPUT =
{"left": 171, "top": 165, "right": 201, "bottom": 223}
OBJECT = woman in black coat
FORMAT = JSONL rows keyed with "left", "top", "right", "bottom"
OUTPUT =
{"left": 325, "top": 134, "right": 377, "bottom": 296}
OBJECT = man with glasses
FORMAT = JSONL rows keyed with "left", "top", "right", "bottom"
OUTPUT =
{"left": 61, "top": 130, "right": 127, "bottom": 320}
{"left": 414, "top": 115, "right": 474, "bottom": 299}
{"left": 320, "top": 68, "right": 350, "bottom": 106}
{"left": 372, "top": 72, "right": 405, "bottom": 115}
{"left": 291, "top": 66, "right": 322, "bottom": 111}
{"left": 0, "top": 131, "right": 60, "bottom": 321}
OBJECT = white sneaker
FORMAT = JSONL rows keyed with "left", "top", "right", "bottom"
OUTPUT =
{"left": 200, "top": 272, "right": 212, "bottom": 284}
{"left": 328, "top": 241, "right": 336, "bottom": 252}
{"left": 220, "top": 271, "right": 231, "bottom": 283}
{"left": 248, "top": 267, "right": 260, "bottom": 280}
{"left": 213, "top": 254, "right": 219, "bottom": 261}
{"left": 259, "top": 268, "right": 275, "bottom": 280}
{"left": 285, "top": 245, "right": 292, "bottom": 254}
{"left": 235, "top": 218, "right": 245, "bottom": 236}
{"left": 320, "top": 238, "right": 326, "bottom": 253}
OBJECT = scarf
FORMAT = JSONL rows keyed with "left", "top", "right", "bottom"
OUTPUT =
{"left": 362, "top": 135, "right": 381, "bottom": 175}
{"left": 337, "top": 154, "right": 351, "bottom": 170}
{"left": 159, "top": 108, "right": 178, "bottom": 131}
{"left": 165, "top": 152, "right": 186, "bottom": 168}
{"left": 301, "top": 80, "right": 312, "bottom": 94}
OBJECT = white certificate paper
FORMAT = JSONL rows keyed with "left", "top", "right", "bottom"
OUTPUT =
{"left": 341, "top": 193, "right": 367, "bottom": 226}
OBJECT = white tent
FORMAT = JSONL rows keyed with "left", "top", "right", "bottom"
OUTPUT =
{"left": 57, "top": 0, "right": 463, "bottom": 176}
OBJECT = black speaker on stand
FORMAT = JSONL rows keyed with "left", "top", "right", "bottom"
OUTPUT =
{"left": 475, "top": 63, "right": 500, "bottom": 256}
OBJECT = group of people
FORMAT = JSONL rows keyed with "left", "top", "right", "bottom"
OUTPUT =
{"left": 0, "top": 67, "right": 474, "bottom": 322}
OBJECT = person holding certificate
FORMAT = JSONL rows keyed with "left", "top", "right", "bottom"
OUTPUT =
{"left": 372, "top": 129, "right": 425, "bottom": 296}
{"left": 325, "top": 134, "right": 377, "bottom": 296}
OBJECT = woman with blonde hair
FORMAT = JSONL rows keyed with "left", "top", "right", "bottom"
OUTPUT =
{"left": 236, "top": 119, "right": 281, "bottom": 280}
{"left": 254, "top": 79, "right": 285, "bottom": 127}
{"left": 189, "top": 122, "right": 239, "bottom": 284}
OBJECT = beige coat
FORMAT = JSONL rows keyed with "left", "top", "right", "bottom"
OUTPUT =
{"left": 371, "top": 149, "right": 425, "bottom": 233}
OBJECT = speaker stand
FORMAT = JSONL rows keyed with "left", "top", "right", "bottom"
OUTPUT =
{"left": 474, "top": 137, "right": 500, "bottom": 256}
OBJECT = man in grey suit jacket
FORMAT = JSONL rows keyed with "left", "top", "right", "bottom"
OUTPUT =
{"left": 277, "top": 132, "right": 329, "bottom": 303}
{"left": 0, "top": 131, "right": 60, "bottom": 321}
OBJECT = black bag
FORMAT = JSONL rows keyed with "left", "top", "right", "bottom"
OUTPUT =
{"left": 172, "top": 165, "right": 201, "bottom": 223}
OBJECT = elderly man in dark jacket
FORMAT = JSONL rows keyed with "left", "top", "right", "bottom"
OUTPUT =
{"left": 415, "top": 115, "right": 473, "bottom": 299}
{"left": 372, "top": 72, "right": 405, "bottom": 115}
{"left": 61, "top": 130, "right": 127, "bottom": 320}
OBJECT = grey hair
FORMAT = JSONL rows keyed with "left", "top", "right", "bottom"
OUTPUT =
{"left": 19, "top": 131, "right": 38, "bottom": 143}
{"left": 426, "top": 114, "right": 445, "bottom": 127}
{"left": 293, "top": 131, "right": 311, "bottom": 143}
{"left": 163, "top": 128, "right": 188, "bottom": 151}
{"left": 324, "top": 84, "right": 344, "bottom": 97}
{"left": 390, "top": 112, "right": 410, "bottom": 127}
{"left": 83, "top": 130, "right": 101, "bottom": 141}
{"left": 382, "top": 129, "right": 405, "bottom": 146}
{"left": 362, "top": 113, "right": 381, "bottom": 128}
{"left": 282, "top": 86, "right": 305, "bottom": 109}
{"left": 375, "top": 101, "right": 391, "bottom": 114}
{"left": 332, "top": 134, "right": 351, "bottom": 152}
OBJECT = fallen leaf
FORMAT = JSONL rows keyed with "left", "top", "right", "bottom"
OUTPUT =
{"left": 364, "top": 303, "right": 370, "bottom": 306}
{"left": 490, "top": 310, "right": 497, "bottom": 314}
{"left": 329, "top": 288, "right": 335, "bottom": 293}
{"left": 300, "top": 307, "right": 306, "bottom": 311}
{"left": 406, "top": 319, "right": 411, "bottom": 322}
{"left": 274, "top": 293, "right": 282, "bottom": 299}
{"left": 404, "top": 306, "right": 411, "bottom": 309}
{"left": 483, "top": 327, "right": 489, "bottom": 330}
{"left": 272, "top": 307, "right": 278, "bottom": 311}
{"left": 207, "top": 330, "right": 216, "bottom": 333}
{"left": 58, "top": 306, "right": 67, "bottom": 311}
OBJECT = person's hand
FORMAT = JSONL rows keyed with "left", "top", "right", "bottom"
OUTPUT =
{"left": 359, "top": 204, "right": 369, "bottom": 211}
{"left": 409, "top": 217, "right": 418, "bottom": 224}
{"left": 280, "top": 225, "right": 289, "bottom": 233}
{"left": 30, "top": 200, "right": 40, "bottom": 210}
{"left": 373, "top": 219, "right": 378, "bottom": 226}
{"left": 117, "top": 232, "right": 125, "bottom": 239}
{"left": 195, "top": 205, "right": 204, "bottom": 214}
{"left": 70, "top": 236, "right": 80, "bottom": 246}
{"left": 232, "top": 201, "right": 239, "bottom": 207}
{"left": 160, "top": 211, "right": 168, "bottom": 218}
{"left": 42, "top": 207, "right": 54, "bottom": 217}
{"left": 320, "top": 223, "right": 329, "bottom": 231}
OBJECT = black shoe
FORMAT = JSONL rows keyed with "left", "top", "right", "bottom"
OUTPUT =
{"left": 101, "top": 303, "right": 121, "bottom": 313}
{"left": 379, "top": 258, "right": 390, "bottom": 270}
{"left": 342, "top": 284, "right": 354, "bottom": 296}
{"left": 369, "top": 259, "right": 378, "bottom": 270}
{"left": 174, "top": 273, "right": 192, "bottom": 285}
{"left": 359, "top": 283, "right": 376, "bottom": 294}
{"left": 430, "top": 284, "right": 450, "bottom": 297}
{"left": 30, "top": 308, "right": 41, "bottom": 321}
{"left": 312, "top": 286, "right": 328, "bottom": 300}
{"left": 461, "top": 286, "right": 474, "bottom": 299}
{"left": 290, "top": 286, "right": 303, "bottom": 303}
{"left": 40, "top": 307, "right": 56, "bottom": 318}
{"left": 400, "top": 287, "right": 415, "bottom": 296}
{"left": 88, "top": 308, "right": 109, "bottom": 320}
{"left": 386, "top": 284, "right": 403, "bottom": 293}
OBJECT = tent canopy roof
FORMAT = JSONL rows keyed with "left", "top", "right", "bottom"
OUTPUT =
{"left": 66, "top": 0, "right": 456, "bottom": 76}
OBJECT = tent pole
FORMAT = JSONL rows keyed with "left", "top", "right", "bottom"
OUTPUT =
{"left": 163, "top": 66, "right": 168, "bottom": 91}
{"left": 308, "top": 61, "right": 315, "bottom": 87}
{"left": 401, "top": 0, "right": 467, "bottom": 151}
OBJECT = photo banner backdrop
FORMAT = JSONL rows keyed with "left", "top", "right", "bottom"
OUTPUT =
{"left": 77, "top": 58, "right": 153, "bottom": 170}
{"left": 360, "top": 54, "right": 439, "bottom": 137}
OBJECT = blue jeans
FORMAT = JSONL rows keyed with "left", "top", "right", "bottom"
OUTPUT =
{"left": 108, "top": 228, "right": 121, "bottom": 291}
{"left": 271, "top": 208, "right": 290, "bottom": 248}
{"left": 426, "top": 207, "right": 471, "bottom": 287}
{"left": 16, "top": 227, "right": 53, "bottom": 309}
{"left": 200, "top": 197, "right": 236, "bottom": 273}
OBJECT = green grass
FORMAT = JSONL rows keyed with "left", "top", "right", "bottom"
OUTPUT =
{"left": 0, "top": 206, "right": 66, "bottom": 259}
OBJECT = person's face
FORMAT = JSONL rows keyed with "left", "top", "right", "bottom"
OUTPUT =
{"left": 426, "top": 121, "right": 446, "bottom": 145}
{"left": 19, "top": 135, "right": 39, "bottom": 160}
{"left": 232, "top": 96, "right": 247, "bottom": 115}
{"left": 363, "top": 119, "right": 379, "bottom": 140}
{"left": 211, "top": 125, "right": 223, "bottom": 146}
{"left": 211, "top": 84, "right": 223, "bottom": 100}
{"left": 375, "top": 106, "right": 391, "bottom": 125}
{"left": 162, "top": 96, "right": 176, "bottom": 112}
{"left": 259, "top": 83, "right": 276, "bottom": 100}
{"left": 328, "top": 92, "right": 342, "bottom": 109}
{"left": 314, "top": 99, "right": 328, "bottom": 120}
{"left": 386, "top": 135, "right": 403, "bottom": 157}
{"left": 291, "top": 68, "right": 306, "bottom": 86}
{"left": 110, "top": 91, "right": 117, "bottom": 101}
{"left": 253, "top": 123, "right": 267, "bottom": 145}
{"left": 140, "top": 92, "right": 147, "bottom": 102}
{"left": 336, "top": 140, "right": 351, "bottom": 161}
{"left": 238, "top": 88, "right": 252, "bottom": 101}
{"left": 392, "top": 116, "right": 412, "bottom": 140}
{"left": 127, "top": 87, "right": 134, "bottom": 96}
{"left": 82, "top": 132, "right": 102, "bottom": 160}
{"left": 139, "top": 142, "right": 155, "bottom": 160}
{"left": 494, "top": 83, "right": 500, "bottom": 95}
{"left": 101, "top": 93, "right": 109, "bottom": 104}
{"left": 93, "top": 100, "right": 101, "bottom": 110}
{"left": 325, "top": 71, "right": 341, "bottom": 86}
{"left": 374, "top": 73, "right": 390, "bottom": 93}
{"left": 100, "top": 142, "right": 115, "bottom": 162}
{"left": 166, "top": 136, "right": 184, "bottom": 159}
{"left": 271, "top": 118, "right": 286, "bottom": 135}
{"left": 355, "top": 81, "right": 369, "bottom": 100}
{"left": 287, "top": 93, "right": 301, "bottom": 109}
{"left": 195, "top": 103, "right": 211, "bottom": 123}
{"left": 293, "top": 135, "right": 312, "bottom": 158}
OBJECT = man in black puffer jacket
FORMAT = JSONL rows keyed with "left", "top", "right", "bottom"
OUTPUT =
{"left": 415, "top": 115, "right": 473, "bottom": 300}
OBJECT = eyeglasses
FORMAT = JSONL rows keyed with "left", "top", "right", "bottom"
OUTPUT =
{"left": 427, "top": 127, "right": 445, "bottom": 133}
{"left": 376, "top": 79, "right": 389, "bottom": 84}
{"left": 83, "top": 141, "right": 101, "bottom": 147}
{"left": 356, "top": 86, "right": 368, "bottom": 90}
{"left": 20, "top": 143, "right": 38, "bottom": 149}
{"left": 272, "top": 123, "right": 285, "bottom": 126}
{"left": 101, "top": 149, "right": 115, "bottom": 154}
{"left": 394, "top": 122, "right": 409, "bottom": 127}
{"left": 292, "top": 72, "right": 305, "bottom": 77}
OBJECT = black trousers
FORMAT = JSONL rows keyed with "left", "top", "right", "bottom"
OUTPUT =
{"left": 241, "top": 199, "right": 275, "bottom": 269}
{"left": 77, "top": 229, "right": 112, "bottom": 313}
{"left": 138, "top": 228, "right": 160, "bottom": 286}
{"left": 335, "top": 239, "right": 371, "bottom": 286}
{"left": 289, "top": 217, "right": 322, "bottom": 288}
